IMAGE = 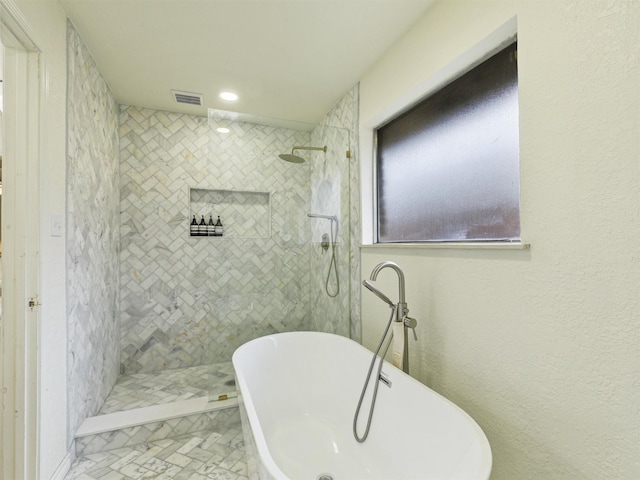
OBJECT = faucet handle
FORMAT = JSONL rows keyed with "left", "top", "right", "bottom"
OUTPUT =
{"left": 404, "top": 316, "right": 418, "bottom": 341}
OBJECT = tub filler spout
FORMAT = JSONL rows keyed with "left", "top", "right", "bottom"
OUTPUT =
{"left": 369, "top": 261, "right": 407, "bottom": 321}
{"left": 365, "top": 261, "right": 417, "bottom": 370}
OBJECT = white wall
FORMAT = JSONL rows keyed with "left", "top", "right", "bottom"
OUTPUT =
{"left": 11, "top": 0, "right": 69, "bottom": 478}
{"left": 359, "top": 1, "right": 639, "bottom": 479}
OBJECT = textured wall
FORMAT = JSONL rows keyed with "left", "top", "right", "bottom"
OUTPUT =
{"left": 119, "top": 106, "right": 315, "bottom": 373}
{"left": 360, "top": 1, "right": 640, "bottom": 479}
{"left": 66, "top": 22, "right": 121, "bottom": 442}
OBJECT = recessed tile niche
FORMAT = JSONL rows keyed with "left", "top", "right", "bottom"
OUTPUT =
{"left": 188, "top": 187, "right": 272, "bottom": 239}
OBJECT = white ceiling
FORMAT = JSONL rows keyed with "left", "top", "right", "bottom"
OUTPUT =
{"left": 59, "top": 0, "right": 435, "bottom": 124}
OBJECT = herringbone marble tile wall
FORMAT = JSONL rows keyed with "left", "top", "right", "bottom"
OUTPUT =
{"left": 66, "top": 22, "right": 121, "bottom": 441}
{"left": 120, "top": 107, "right": 321, "bottom": 373}
{"left": 67, "top": 21, "right": 360, "bottom": 456}
{"left": 119, "top": 85, "right": 360, "bottom": 374}
{"left": 309, "top": 86, "right": 361, "bottom": 339}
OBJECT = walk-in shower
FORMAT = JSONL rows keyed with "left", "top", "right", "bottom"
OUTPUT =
{"left": 175, "top": 108, "right": 353, "bottom": 402}
{"left": 72, "top": 99, "right": 357, "bottom": 454}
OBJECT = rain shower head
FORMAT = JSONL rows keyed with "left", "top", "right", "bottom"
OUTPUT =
{"left": 279, "top": 145, "right": 327, "bottom": 163}
{"left": 279, "top": 153, "right": 305, "bottom": 163}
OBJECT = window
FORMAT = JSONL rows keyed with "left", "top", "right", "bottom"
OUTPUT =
{"left": 376, "top": 41, "right": 520, "bottom": 243}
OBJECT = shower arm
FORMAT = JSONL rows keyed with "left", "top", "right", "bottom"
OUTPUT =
{"left": 307, "top": 213, "right": 338, "bottom": 239}
{"left": 291, "top": 146, "right": 327, "bottom": 154}
{"left": 279, "top": 145, "right": 327, "bottom": 163}
{"left": 307, "top": 213, "right": 337, "bottom": 221}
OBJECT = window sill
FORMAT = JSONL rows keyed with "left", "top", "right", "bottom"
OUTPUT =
{"left": 361, "top": 241, "right": 530, "bottom": 250}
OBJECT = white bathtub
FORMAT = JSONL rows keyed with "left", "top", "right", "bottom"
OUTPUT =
{"left": 232, "top": 332, "right": 492, "bottom": 480}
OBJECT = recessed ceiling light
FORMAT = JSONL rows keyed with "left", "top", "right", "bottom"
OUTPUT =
{"left": 219, "top": 91, "right": 239, "bottom": 102}
{"left": 216, "top": 127, "right": 230, "bottom": 134}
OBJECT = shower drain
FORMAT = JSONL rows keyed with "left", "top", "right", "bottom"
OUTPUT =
{"left": 317, "top": 474, "right": 334, "bottom": 480}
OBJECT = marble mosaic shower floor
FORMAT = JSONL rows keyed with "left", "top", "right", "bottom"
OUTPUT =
{"left": 66, "top": 362, "right": 246, "bottom": 479}
{"left": 65, "top": 426, "right": 248, "bottom": 480}
{"left": 100, "top": 362, "right": 236, "bottom": 414}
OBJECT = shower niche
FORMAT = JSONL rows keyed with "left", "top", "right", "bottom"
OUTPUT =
{"left": 188, "top": 187, "right": 271, "bottom": 239}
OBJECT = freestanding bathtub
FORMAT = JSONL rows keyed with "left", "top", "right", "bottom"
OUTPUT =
{"left": 232, "top": 332, "right": 492, "bottom": 480}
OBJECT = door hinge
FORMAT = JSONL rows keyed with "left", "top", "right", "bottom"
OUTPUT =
{"left": 28, "top": 297, "right": 41, "bottom": 310}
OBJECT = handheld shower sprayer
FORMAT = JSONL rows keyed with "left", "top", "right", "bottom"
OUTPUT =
{"left": 362, "top": 280, "right": 395, "bottom": 308}
{"left": 308, "top": 213, "right": 339, "bottom": 297}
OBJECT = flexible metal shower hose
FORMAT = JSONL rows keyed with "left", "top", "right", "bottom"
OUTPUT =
{"left": 352, "top": 306, "right": 396, "bottom": 442}
{"left": 325, "top": 218, "right": 339, "bottom": 298}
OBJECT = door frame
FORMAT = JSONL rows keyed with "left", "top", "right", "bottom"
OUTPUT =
{"left": 0, "top": 1, "right": 41, "bottom": 479}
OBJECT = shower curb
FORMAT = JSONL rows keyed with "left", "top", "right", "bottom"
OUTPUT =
{"left": 75, "top": 395, "right": 240, "bottom": 457}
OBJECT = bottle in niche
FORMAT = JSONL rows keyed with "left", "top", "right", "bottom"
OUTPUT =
{"left": 214, "top": 216, "right": 223, "bottom": 237}
{"left": 190, "top": 215, "right": 198, "bottom": 236}
{"left": 207, "top": 215, "right": 215, "bottom": 237}
{"left": 198, "top": 215, "right": 206, "bottom": 237}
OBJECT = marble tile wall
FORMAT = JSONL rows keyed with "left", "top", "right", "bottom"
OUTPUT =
{"left": 309, "top": 85, "right": 361, "bottom": 340}
{"left": 66, "top": 20, "right": 360, "bottom": 447}
{"left": 344, "top": 85, "right": 362, "bottom": 342}
{"left": 119, "top": 86, "right": 360, "bottom": 374}
{"left": 119, "top": 107, "right": 314, "bottom": 373}
{"left": 66, "top": 22, "right": 121, "bottom": 442}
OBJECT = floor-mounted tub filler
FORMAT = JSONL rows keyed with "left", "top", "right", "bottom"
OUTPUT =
{"left": 233, "top": 331, "right": 492, "bottom": 480}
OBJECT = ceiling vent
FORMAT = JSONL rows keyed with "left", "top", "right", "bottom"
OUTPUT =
{"left": 172, "top": 90, "right": 203, "bottom": 106}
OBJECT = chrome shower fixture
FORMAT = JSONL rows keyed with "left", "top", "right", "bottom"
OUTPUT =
{"left": 279, "top": 145, "right": 327, "bottom": 163}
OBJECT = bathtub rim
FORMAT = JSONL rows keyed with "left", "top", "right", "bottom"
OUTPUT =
{"left": 233, "top": 335, "right": 291, "bottom": 480}
{"left": 232, "top": 331, "right": 492, "bottom": 480}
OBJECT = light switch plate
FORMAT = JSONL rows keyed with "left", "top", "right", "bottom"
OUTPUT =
{"left": 51, "top": 213, "right": 63, "bottom": 237}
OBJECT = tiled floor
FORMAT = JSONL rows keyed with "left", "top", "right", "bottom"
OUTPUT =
{"left": 65, "top": 426, "right": 248, "bottom": 480}
{"left": 66, "top": 362, "right": 247, "bottom": 479}
{"left": 100, "top": 363, "right": 236, "bottom": 414}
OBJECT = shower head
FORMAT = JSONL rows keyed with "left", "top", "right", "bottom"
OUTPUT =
{"left": 362, "top": 280, "right": 395, "bottom": 307}
{"left": 279, "top": 153, "right": 306, "bottom": 163}
{"left": 279, "top": 145, "right": 327, "bottom": 164}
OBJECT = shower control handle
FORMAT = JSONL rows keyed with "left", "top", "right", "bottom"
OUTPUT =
{"left": 404, "top": 316, "right": 418, "bottom": 341}
{"left": 321, "top": 233, "right": 330, "bottom": 252}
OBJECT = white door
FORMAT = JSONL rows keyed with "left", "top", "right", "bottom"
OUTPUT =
{"left": 0, "top": 4, "right": 41, "bottom": 479}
